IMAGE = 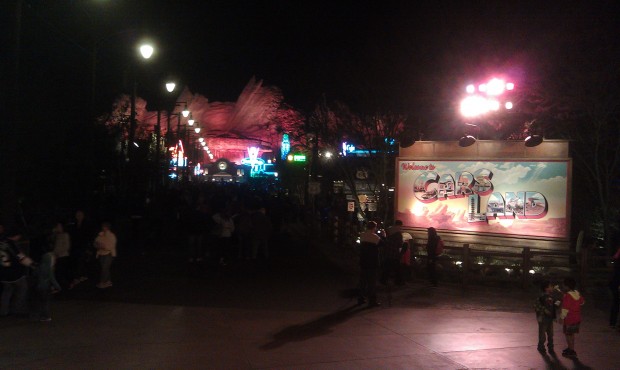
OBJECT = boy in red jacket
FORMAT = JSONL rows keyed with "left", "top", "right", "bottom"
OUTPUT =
{"left": 560, "top": 277, "right": 585, "bottom": 357}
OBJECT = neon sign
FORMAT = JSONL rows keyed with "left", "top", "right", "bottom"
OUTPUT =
{"left": 281, "top": 134, "right": 290, "bottom": 160}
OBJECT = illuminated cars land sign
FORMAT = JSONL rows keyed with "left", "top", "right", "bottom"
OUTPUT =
{"left": 396, "top": 160, "right": 569, "bottom": 239}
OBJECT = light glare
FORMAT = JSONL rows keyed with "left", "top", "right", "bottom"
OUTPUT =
{"left": 139, "top": 44, "right": 154, "bottom": 59}
{"left": 460, "top": 96, "right": 489, "bottom": 117}
{"left": 486, "top": 78, "right": 505, "bottom": 96}
{"left": 166, "top": 82, "right": 176, "bottom": 92}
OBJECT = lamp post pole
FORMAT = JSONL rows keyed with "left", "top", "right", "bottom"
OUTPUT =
{"left": 127, "top": 43, "right": 154, "bottom": 163}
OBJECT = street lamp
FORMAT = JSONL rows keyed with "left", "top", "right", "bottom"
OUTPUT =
{"left": 128, "top": 42, "right": 155, "bottom": 162}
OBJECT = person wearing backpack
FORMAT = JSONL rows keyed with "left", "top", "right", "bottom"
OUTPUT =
{"left": 426, "top": 227, "right": 443, "bottom": 287}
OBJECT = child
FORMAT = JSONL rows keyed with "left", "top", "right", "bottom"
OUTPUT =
{"left": 534, "top": 280, "right": 561, "bottom": 353}
{"left": 35, "top": 245, "right": 61, "bottom": 321}
{"left": 560, "top": 277, "right": 585, "bottom": 357}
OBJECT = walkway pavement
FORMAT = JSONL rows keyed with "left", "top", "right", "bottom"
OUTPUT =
{"left": 1, "top": 231, "right": 619, "bottom": 369}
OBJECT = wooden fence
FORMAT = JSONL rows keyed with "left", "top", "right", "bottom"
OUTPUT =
{"left": 405, "top": 239, "right": 613, "bottom": 289}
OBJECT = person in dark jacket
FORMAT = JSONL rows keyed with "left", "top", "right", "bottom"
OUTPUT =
{"left": 358, "top": 221, "right": 383, "bottom": 307}
{"left": 0, "top": 229, "right": 33, "bottom": 317}
{"left": 426, "top": 227, "right": 441, "bottom": 287}
{"left": 381, "top": 220, "right": 404, "bottom": 286}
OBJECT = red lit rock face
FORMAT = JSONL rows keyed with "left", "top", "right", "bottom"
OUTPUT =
{"left": 105, "top": 77, "right": 304, "bottom": 164}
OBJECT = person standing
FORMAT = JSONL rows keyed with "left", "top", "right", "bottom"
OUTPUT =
{"left": 94, "top": 222, "right": 117, "bottom": 289}
{"left": 560, "top": 277, "right": 585, "bottom": 358}
{"left": 358, "top": 221, "right": 383, "bottom": 307}
{"left": 213, "top": 210, "right": 235, "bottom": 266}
{"left": 68, "top": 210, "right": 96, "bottom": 288}
{"left": 34, "top": 244, "right": 61, "bottom": 321}
{"left": 250, "top": 207, "right": 272, "bottom": 260}
{"left": 426, "top": 227, "right": 441, "bottom": 287}
{"left": 534, "top": 280, "right": 560, "bottom": 353}
{"left": 381, "top": 220, "right": 404, "bottom": 286}
{"left": 50, "top": 222, "right": 71, "bottom": 289}
{"left": 0, "top": 229, "right": 33, "bottom": 317}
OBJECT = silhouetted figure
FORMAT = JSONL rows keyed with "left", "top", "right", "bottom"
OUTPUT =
{"left": 426, "top": 227, "right": 441, "bottom": 287}
{"left": 34, "top": 244, "right": 61, "bottom": 321}
{"left": 68, "top": 210, "right": 96, "bottom": 288}
{"left": 0, "top": 229, "right": 33, "bottom": 316}
{"left": 381, "top": 220, "right": 404, "bottom": 286}
{"left": 358, "top": 221, "right": 382, "bottom": 307}
{"left": 50, "top": 222, "right": 71, "bottom": 289}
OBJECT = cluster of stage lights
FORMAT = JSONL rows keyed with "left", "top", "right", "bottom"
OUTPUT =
{"left": 198, "top": 138, "right": 214, "bottom": 160}
{"left": 460, "top": 78, "right": 515, "bottom": 118}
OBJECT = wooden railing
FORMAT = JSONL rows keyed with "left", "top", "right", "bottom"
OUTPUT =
{"left": 406, "top": 239, "right": 614, "bottom": 289}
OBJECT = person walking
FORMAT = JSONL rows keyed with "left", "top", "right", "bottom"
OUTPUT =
{"left": 358, "top": 221, "right": 383, "bottom": 307}
{"left": 94, "top": 222, "right": 117, "bottom": 289}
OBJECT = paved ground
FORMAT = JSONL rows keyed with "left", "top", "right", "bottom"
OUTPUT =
{"left": 1, "top": 231, "right": 619, "bottom": 369}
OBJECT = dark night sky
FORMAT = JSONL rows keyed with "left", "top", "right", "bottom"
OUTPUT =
{"left": 7, "top": 0, "right": 620, "bottom": 122}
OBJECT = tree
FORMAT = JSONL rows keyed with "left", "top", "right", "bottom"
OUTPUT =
{"left": 307, "top": 98, "right": 407, "bottom": 224}
{"left": 526, "top": 18, "right": 620, "bottom": 253}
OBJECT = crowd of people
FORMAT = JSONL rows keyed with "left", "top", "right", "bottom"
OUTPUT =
{"left": 0, "top": 213, "right": 116, "bottom": 321}
{"left": 0, "top": 183, "right": 300, "bottom": 321}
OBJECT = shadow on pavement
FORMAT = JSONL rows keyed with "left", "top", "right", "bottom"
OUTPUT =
{"left": 260, "top": 303, "right": 365, "bottom": 350}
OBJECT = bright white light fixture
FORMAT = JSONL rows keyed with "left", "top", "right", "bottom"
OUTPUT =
{"left": 460, "top": 95, "right": 489, "bottom": 117}
{"left": 194, "top": 127, "right": 201, "bottom": 133}
{"left": 166, "top": 82, "right": 176, "bottom": 92}
{"left": 485, "top": 78, "right": 505, "bottom": 96}
{"left": 182, "top": 106, "right": 190, "bottom": 118}
{"left": 466, "top": 84, "right": 475, "bottom": 94}
{"left": 139, "top": 44, "right": 154, "bottom": 59}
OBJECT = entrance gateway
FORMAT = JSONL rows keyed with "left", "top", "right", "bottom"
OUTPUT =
{"left": 396, "top": 140, "right": 571, "bottom": 251}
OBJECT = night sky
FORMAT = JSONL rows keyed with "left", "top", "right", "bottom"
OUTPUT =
{"left": 4, "top": 0, "right": 619, "bottom": 131}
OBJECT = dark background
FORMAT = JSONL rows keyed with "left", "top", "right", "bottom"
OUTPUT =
{"left": 1, "top": 0, "right": 618, "bottom": 216}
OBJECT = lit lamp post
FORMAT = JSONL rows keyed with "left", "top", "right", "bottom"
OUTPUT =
{"left": 127, "top": 42, "right": 155, "bottom": 162}
{"left": 458, "top": 77, "right": 515, "bottom": 147}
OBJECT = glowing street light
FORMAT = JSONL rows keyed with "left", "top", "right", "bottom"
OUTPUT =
{"left": 128, "top": 42, "right": 155, "bottom": 163}
{"left": 139, "top": 43, "right": 154, "bottom": 59}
